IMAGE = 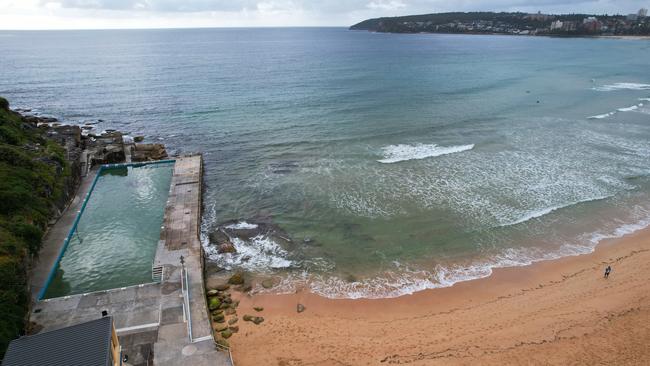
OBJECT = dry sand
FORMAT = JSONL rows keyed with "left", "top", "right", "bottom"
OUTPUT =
{"left": 229, "top": 228, "right": 650, "bottom": 365}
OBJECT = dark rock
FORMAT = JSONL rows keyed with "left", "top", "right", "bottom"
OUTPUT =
{"left": 228, "top": 325, "right": 239, "bottom": 333}
{"left": 228, "top": 317, "right": 238, "bottom": 325}
{"left": 253, "top": 307, "right": 264, "bottom": 312}
{"left": 297, "top": 304, "right": 306, "bottom": 313}
{"left": 134, "top": 135, "right": 144, "bottom": 142}
{"left": 215, "top": 324, "right": 228, "bottom": 332}
{"left": 261, "top": 279, "right": 274, "bottom": 289}
{"left": 252, "top": 316, "right": 264, "bottom": 325}
{"left": 215, "top": 284, "right": 230, "bottom": 291}
{"left": 207, "top": 289, "right": 219, "bottom": 297}
{"left": 205, "top": 262, "right": 225, "bottom": 276}
{"left": 221, "top": 329, "right": 233, "bottom": 339}
{"left": 242, "top": 315, "right": 253, "bottom": 322}
{"left": 228, "top": 272, "right": 245, "bottom": 285}
{"left": 218, "top": 243, "right": 237, "bottom": 254}
{"left": 133, "top": 143, "right": 167, "bottom": 162}
{"left": 209, "top": 229, "right": 230, "bottom": 244}
{"left": 224, "top": 308, "right": 236, "bottom": 315}
{"left": 215, "top": 339, "right": 229, "bottom": 348}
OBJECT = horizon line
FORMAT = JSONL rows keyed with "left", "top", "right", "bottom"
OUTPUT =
{"left": 0, "top": 25, "right": 351, "bottom": 32}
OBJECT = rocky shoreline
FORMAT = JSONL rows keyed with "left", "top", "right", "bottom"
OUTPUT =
{"left": 15, "top": 107, "right": 170, "bottom": 171}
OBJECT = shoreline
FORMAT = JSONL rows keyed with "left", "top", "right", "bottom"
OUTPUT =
{"left": 352, "top": 29, "right": 650, "bottom": 40}
{"left": 229, "top": 224, "right": 650, "bottom": 365}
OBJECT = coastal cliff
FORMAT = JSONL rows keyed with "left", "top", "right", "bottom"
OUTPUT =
{"left": 0, "top": 97, "right": 168, "bottom": 357}
{"left": 0, "top": 97, "right": 77, "bottom": 357}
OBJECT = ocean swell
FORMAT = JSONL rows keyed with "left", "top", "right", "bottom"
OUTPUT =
{"left": 378, "top": 143, "right": 475, "bottom": 164}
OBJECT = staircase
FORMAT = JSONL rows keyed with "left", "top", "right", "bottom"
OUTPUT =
{"left": 152, "top": 265, "right": 164, "bottom": 283}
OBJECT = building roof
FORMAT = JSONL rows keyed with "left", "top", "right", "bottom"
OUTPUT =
{"left": 2, "top": 316, "right": 114, "bottom": 366}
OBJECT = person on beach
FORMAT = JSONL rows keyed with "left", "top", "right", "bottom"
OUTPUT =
{"left": 604, "top": 265, "right": 612, "bottom": 278}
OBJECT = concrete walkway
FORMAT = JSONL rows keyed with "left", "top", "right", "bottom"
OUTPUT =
{"left": 30, "top": 166, "right": 99, "bottom": 300}
{"left": 29, "top": 156, "right": 232, "bottom": 366}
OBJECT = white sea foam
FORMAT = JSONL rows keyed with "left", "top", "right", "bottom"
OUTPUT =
{"left": 377, "top": 143, "right": 474, "bottom": 164}
{"left": 587, "top": 102, "right": 643, "bottom": 119}
{"left": 299, "top": 215, "right": 650, "bottom": 299}
{"left": 617, "top": 104, "right": 641, "bottom": 112}
{"left": 587, "top": 112, "right": 615, "bottom": 119}
{"left": 203, "top": 233, "right": 293, "bottom": 271}
{"left": 224, "top": 221, "right": 258, "bottom": 230}
{"left": 639, "top": 98, "right": 650, "bottom": 102}
{"left": 593, "top": 82, "right": 650, "bottom": 91}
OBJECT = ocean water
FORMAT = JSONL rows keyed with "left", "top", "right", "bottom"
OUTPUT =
{"left": 2, "top": 28, "right": 650, "bottom": 298}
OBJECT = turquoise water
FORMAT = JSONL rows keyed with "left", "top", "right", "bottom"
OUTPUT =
{"left": 44, "top": 163, "right": 173, "bottom": 298}
{"left": 2, "top": 29, "right": 650, "bottom": 298}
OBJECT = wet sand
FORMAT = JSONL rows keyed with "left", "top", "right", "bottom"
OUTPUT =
{"left": 229, "top": 227, "right": 650, "bottom": 365}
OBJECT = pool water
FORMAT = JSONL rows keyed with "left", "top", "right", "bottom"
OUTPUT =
{"left": 44, "top": 162, "right": 174, "bottom": 298}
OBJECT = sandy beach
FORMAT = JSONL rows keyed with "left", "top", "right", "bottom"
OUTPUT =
{"left": 229, "top": 228, "right": 650, "bottom": 365}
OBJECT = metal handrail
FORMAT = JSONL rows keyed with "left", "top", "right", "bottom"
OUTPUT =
{"left": 180, "top": 262, "right": 193, "bottom": 342}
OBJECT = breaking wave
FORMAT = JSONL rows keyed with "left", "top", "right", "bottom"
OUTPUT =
{"left": 617, "top": 104, "right": 641, "bottom": 112}
{"left": 204, "top": 234, "right": 293, "bottom": 271}
{"left": 500, "top": 195, "right": 611, "bottom": 227}
{"left": 593, "top": 83, "right": 650, "bottom": 91}
{"left": 224, "top": 221, "right": 258, "bottom": 230}
{"left": 378, "top": 143, "right": 474, "bottom": 164}
{"left": 587, "top": 101, "right": 644, "bottom": 119}
{"left": 588, "top": 112, "right": 616, "bottom": 119}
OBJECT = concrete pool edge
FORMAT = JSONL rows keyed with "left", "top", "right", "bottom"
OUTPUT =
{"left": 37, "top": 159, "right": 177, "bottom": 300}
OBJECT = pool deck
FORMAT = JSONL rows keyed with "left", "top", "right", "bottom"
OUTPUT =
{"left": 29, "top": 155, "right": 232, "bottom": 366}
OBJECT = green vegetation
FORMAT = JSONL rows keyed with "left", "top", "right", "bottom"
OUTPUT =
{"left": 0, "top": 96, "right": 70, "bottom": 358}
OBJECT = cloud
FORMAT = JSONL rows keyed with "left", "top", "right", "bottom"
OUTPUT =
{"left": 367, "top": 1, "right": 407, "bottom": 11}
{"left": 1, "top": 0, "right": 648, "bottom": 29}
{"left": 37, "top": 0, "right": 642, "bottom": 13}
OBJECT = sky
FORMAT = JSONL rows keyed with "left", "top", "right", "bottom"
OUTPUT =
{"left": 0, "top": 0, "right": 647, "bottom": 30}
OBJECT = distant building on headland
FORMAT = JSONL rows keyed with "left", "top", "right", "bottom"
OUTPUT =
{"left": 526, "top": 11, "right": 554, "bottom": 21}
{"left": 550, "top": 20, "right": 563, "bottom": 30}
{"left": 350, "top": 11, "right": 650, "bottom": 36}
{"left": 582, "top": 17, "right": 602, "bottom": 32}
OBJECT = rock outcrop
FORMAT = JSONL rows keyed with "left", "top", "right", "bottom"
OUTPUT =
{"left": 132, "top": 143, "right": 168, "bottom": 162}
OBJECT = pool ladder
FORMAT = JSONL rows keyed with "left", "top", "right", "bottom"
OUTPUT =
{"left": 152, "top": 265, "right": 164, "bottom": 283}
